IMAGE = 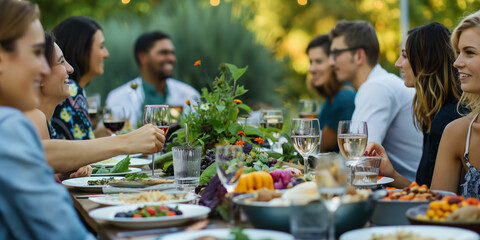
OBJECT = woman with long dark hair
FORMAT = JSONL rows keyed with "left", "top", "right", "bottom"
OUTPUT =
{"left": 366, "top": 22, "right": 465, "bottom": 188}
{"left": 50, "top": 16, "right": 109, "bottom": 140}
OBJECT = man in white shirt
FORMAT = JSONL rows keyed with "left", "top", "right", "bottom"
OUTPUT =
{"left": 329, "top": 20, "right": 423, "bottom": 181}
{"left": 106, "top": 31, "right": 200, "bottom": 128}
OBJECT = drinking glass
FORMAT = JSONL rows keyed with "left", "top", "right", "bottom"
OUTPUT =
{"left": 337, "top": 121, "right": 368, "bottom": 183}
{"left": 315, "top": 152, "right": 348, "bottom": 240}
{"left": 87, "top": 94, "right": 101, "bottom": 129}
{"left": 143, "top": 105, "right": 170, "bottom": 177}
{"left": 298, "top": 99, "right": 319, "bottom": 119}
{"left": 102, "top": 106, "right": 126, "bottom": 136}
{"left": 216, "top": 145, "right": 244, "bottom": 225}
{"left": 260, "top": 109, "right": 283, "bottom": 138}
{"left": 290, "top": 118, "right": 321, "bottom": 174}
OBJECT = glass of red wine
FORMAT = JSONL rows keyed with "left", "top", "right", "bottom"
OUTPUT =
{"left": 102, "top": 106, "right": 126, "bottom": 136}
{"left": 143, "top": 105, "right": 170, "bottom": 177}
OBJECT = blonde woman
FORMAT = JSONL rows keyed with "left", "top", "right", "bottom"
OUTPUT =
{"left": 431, "top": 10, "right": 480, "bottom": 198}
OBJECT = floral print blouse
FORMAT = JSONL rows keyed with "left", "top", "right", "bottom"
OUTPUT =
{"left": 50, "top": 81, "right": 95, "bottom": 140}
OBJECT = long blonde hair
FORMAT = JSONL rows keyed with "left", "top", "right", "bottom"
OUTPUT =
{"left": 452, "top": 10, "right": 480, "bottom": 117}
{"left": 406, "top": 23, "right": 461, "bottom": 133}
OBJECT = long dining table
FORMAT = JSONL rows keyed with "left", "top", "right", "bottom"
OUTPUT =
{"left": 66, "top": 168, "right": 250, "bottom": 240}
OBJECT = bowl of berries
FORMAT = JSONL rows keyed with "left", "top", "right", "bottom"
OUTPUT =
{"left": 88, "top": 204, "right": 210, "bottom": 229}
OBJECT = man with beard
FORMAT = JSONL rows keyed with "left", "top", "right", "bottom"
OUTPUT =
{"left": 106, "top": 31, "right": 200, "bottom": 128}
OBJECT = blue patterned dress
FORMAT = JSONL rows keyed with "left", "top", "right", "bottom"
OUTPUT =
{"left": 50, "top": 81, "right": 95, "bottom": 140}
{"left": 460, "top": 113, "right": 480, "bottom": 198}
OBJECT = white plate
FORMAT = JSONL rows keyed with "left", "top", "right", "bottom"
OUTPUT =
{"left": 161, "top": 229, "right": 294, "bottom": 240}
{"left": 340, "top": 225, "right": 478, "bottom": 240}
{"left": 89, "top": 204, "right": 210, "bottom": 229}
{"left": 91, "top": 167, "right": 142, "bottom": 176}
{"left": 62, "top": 176, "right": 123, "bottom": 192}
{"left": 377, "top": 176, "right": 394, "bottom": 185}
{"left": 89, "top": 191, "right": 196, "bottom": 206}
{"left": 91, "top": 157, "right": 150, "bottom": 168}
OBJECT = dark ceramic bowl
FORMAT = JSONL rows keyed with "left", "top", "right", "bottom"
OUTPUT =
{"left": 233, "top": 193, "right": 373, "bottom": 235}
{"left": 371, "top": 190, "right": 455, "bottom": 226}
{"left": 406, "top": 204, "right": 480, "bottom": 234}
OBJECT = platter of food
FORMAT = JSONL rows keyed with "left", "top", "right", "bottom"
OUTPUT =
{"left": 88, "top": 191, "right": 195, "bottom": 206}
{"left": 406, "top": 196, "right": 480, "bottom": 234}
{"left": 107, "top": 173, "right": 174, "bottom": 188}
{"left": 371, "top": 182, "right": 455, "bottom": 225}
{"left": 91, "top": 167, "right": 142, "bottom": 176}
{"left": 91, "top": 156, "right": 150, "bottom": 168}
{"left": 340, "top": 225, "right": 478, "bottom": 240}
{"left": 62, "top": 176, "right": 123, "bottom": 192}
{"left": 88, "top": 204, "right": 210, "bottom": 228}
{"left": 161, "top": 228, "right": 294, "bottom": 240}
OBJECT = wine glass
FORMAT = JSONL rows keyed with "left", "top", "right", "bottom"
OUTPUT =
{"left": 315, "top": 152, "right": 348, "bottom": 240}
{"left": 298, "top": 99, "right": 319, "bottom": 118}
{"left": 87, "top": 94, "right": 101, "bottom": 129}
{"left": 102, "top": 106, "right": 126, "bottom": 136}
{"left": 337, "top": 121, "right": 368, "bottom": 183}
{"left": 143, "top": 105, "right": 170, "bottom": 177}
{"left": 216, "top": 145, "right": 244, "bottom": 225}
{"left": 260, "top": 109, "right": 283, "bottom": 136}
{"left": 290, "top": 118, "right": 321, "bottom": 174}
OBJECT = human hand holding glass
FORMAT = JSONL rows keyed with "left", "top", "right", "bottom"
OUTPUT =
{"left": 143, "top": 105, "right": 170, "bottom": 177}
{"left": 216, "top": 145, "right": 244, "bottom": 225}
{"left": 290, "top": 118, "right": 321, "bottom": 174}
{"left": 316, "top": 152, "right": 348, "bottom": 240}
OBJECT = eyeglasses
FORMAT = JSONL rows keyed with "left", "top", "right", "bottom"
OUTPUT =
{"left": 330, "top": 47, "right": 360, "bottom": 60}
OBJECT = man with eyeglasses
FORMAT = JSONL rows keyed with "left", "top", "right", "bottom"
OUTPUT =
{"left": 329, "top": 20, "right": 422, "bottom": 182}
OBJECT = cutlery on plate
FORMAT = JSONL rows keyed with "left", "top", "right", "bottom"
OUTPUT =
{"left": 76, "top": 194, "right": 106, "bottom": 199}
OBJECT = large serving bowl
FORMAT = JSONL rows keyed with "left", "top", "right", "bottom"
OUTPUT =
{"left": 406, "top": 204, "right": 480, "bottom": 234}
{"left": 233, "top": 193, "right": 373, "bottom": 235}
{"left": 371, "top": 190, "right": 455, "bottom": 226}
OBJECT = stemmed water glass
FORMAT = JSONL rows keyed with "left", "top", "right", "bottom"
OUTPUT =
{"left": 102, "top": 106, "right": 126, "bottom": 136}
{"left": 316, "top": 152, "right": 348, "bottom": 240}
{"left": 290, "top": 118, "right": 321, "bottom": 174}
{"left": 143, "top": 105, "right": 170, "bottom": 177}
{"left": 337, "top": 120, "right": 368, "bottom": 183}
{"left": 216, "top": 145, "right": 244, "bottom": 225}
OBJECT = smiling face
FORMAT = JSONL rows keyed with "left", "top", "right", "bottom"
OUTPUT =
{"left": 87, "top": 30, "right": 109, "bottom": 80}
{"left": 329, "top": 35, "right": 357, "bottom": 83}
{"left": 308, "top": 47, "right": 333, "bottom": 87}
{"left": 453, "top": 27, "right": 480, "bottom": 94}
{"left": 0, "top": 19, "right": 50, "bottom": 111}
{"left": 41, "top": 43, "right": 74, "bottom": 103}
{"left": 145, "top": 38, "right": 176, "bottom": 80}
{"left": 395, "top": 37, "right": 416, "bottom": 87}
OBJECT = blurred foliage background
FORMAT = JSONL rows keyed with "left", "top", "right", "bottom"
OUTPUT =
{"left": 32, "top": 0, "right": 480, "bottom": 115}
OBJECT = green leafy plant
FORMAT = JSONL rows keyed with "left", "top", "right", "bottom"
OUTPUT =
{"left": 172, "top": 63, "right": 264, "bottom": 150}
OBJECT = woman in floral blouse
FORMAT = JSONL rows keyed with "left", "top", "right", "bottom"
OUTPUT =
{"left": 50, "top": 16, "right": 109, "bottom": 140}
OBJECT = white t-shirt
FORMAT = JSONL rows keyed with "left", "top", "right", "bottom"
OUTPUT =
{"left": 106, "top": 77, "right": 200, "bottom": 127}
{"left": 352, "top": 65, "right": 423, "bottom": 181}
